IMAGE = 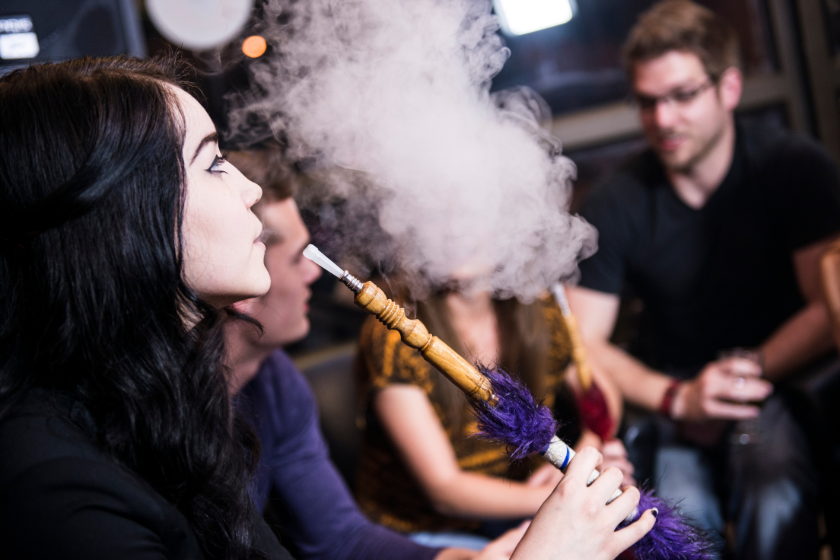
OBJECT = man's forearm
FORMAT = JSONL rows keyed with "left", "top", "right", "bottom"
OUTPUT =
{"left": 586, "top": 338, "right": 673, "bottom": 412}
{"left": 759, "top": 300, "right": 834, "bottom": 382}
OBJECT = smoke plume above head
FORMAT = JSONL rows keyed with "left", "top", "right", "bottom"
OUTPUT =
{"left": 230, "top": 0, "right": 597, "bottom": 301}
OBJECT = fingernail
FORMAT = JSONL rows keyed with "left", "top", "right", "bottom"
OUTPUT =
{"left": 652, "top": 508, "right": 659, "bottom": 518}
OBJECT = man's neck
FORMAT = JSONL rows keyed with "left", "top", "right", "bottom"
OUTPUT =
{"left": 667, "top": 116, "right": 736, "bottom": 209}
{"left": 226, "top": 324, "right": 275, "bottom": 396}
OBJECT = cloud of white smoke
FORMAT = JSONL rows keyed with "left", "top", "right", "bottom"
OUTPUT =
{"left": 229, "top": 0, "right": 597, "bottom": 301}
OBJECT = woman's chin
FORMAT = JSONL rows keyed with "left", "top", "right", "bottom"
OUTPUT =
{"left": 235, "top": 281, "right": 271, "bottom": 306}
{"left": 254, "top": 268, "right": 272, "bottom": 296}
{"left": 203, "top": 278, "right": 271, "bottom": 310}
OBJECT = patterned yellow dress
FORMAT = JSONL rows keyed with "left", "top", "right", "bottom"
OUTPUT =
{"left": 354, "top": 297, "right": 573, "bottom": 534}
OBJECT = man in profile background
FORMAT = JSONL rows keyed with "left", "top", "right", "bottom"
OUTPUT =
{"left": 568, "top": 1, "right": 840, "bottom": 558}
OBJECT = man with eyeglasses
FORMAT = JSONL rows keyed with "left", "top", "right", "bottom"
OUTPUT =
{"left": 567, "top": 1, "right": 840, "bottom": 559}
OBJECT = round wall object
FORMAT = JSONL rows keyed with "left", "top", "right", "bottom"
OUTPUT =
{"left": 146, "top": 0, "right": 254, "bottom": 50}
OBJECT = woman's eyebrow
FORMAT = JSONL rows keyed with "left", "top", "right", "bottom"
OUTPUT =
{"left": 191, "top": 132, "right": 219, "bottom": 165}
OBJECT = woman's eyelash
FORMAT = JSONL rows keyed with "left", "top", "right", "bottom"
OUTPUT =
{"left": 208, "top": 152, "right": 230, "bottom": 173}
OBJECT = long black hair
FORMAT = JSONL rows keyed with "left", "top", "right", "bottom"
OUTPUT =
{"left": 0, "top": 57, "right": 263, "bottom": 560}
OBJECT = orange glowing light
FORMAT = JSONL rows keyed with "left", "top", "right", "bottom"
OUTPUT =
{"left": 242, "top": 35, "right": 267, "bottom": 58}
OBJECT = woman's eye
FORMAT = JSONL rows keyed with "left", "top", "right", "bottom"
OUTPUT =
{"left": 208, "top": 153, "right": 229, "bottom": 174}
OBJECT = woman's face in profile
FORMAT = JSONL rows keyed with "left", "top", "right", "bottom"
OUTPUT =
{"left": 173, "top": 87, "right": 271, "bottom": 307}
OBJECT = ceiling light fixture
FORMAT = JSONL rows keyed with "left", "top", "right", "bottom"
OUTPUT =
{"left": 493, "top": 0, "right": 575, "bottom": 36}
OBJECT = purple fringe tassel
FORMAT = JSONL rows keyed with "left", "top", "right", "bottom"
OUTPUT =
{"left": 472, "top": 366, "right": 714, "bottom": 560}
{"left": 473, "top": 366, "right": 558, "bottom": 459}
{"left": 620, "top": 489, "right": 715, "bottom": 560}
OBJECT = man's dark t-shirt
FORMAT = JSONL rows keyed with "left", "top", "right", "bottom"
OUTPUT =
{"left": 578, "top": 121, "right": 840, "bottom": 373}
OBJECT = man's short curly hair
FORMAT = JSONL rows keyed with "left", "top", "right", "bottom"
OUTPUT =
{"left": 623, "top": 0, "right": 740, "bottom": 81}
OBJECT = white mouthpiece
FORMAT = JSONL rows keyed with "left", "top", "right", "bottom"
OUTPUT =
{"left": 551, "top": 282, "right": 572, "bottom": 317}
{"left": 304, "top": 244, "right": 345, "bottom": 278}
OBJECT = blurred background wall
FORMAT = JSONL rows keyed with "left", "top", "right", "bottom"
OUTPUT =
{"left": 4, "top": 0, "right": 840, "bottom": 354}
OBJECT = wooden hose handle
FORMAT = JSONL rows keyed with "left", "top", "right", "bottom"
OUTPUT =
{"left": 551, "top": 284, "right": 593, "bottom": 392}
{"left": 354, "top": 281, "right": 498, "bottom": 404}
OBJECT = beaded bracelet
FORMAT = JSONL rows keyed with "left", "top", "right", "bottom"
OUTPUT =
{"left": 658, "top": 378, "right": 682, "bottom": 418}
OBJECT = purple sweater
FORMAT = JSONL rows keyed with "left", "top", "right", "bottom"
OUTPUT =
{"left": 237, "top": 350, "right": 439, "bottom": 560}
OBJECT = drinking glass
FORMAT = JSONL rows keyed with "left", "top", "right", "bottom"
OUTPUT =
{"left": 718, "top": 348, "right": 764, "bottom": 446}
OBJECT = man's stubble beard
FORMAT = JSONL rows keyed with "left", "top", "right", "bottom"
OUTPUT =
{"left": 660, "top": 114, "right": 728, "bottom": 175}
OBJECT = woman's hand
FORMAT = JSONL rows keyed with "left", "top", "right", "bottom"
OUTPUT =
{"left": 511, "top": 447, "right": 655, "bottom": 560}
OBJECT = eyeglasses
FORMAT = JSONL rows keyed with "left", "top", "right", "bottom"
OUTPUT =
{"left": 631, "top": 78, "right": 716, "bottom": 111}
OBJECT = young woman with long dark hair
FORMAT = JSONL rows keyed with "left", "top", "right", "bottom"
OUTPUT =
{"left": 0, "top": 56, "right": 285, "bottom": 560}
{"left": 0, "top": 56, "right": 653, "bottom": 560}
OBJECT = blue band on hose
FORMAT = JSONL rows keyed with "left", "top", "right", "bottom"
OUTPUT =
{"left": 560, "top": 446, "right": 570, "bottom": 469}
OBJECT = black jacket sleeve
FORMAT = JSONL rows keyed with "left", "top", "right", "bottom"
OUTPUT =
{"left": 1, "top": 456, "right": 201, "bottom": 560}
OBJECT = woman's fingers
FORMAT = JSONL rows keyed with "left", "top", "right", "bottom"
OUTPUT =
{"left": 588, "top": 466, "right": 624, "bottom": 504}
{"left": 605, "top": 484, "right": 640, "bottom": 526}
{"left": 512, "top": 451, "right": 653, "bottom": 560}
{"left": 563, "top": 446, "right": 602, "bottom": 485}
{"left": 612, "top": 508, "right": 657, "bottom": 556}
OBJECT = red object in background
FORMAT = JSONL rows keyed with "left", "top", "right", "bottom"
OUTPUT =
{"left": 577, "top": 381, "right": 613, "bottom": 441}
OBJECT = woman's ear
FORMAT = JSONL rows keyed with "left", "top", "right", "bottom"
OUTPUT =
{"left": 718, "top": 66, "right": 743, "bottom": 112}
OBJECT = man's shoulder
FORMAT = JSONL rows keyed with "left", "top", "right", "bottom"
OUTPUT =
{"left": 730, "top": 119, "right": 840, "bottom": 256}
{"left": 259, "top": 349, "right": 299, "bottom": 377}
{"left": 740, "top": 119, "right": 834, "bottom": 171}
{"left": 255, "top": 350, "right": 309, "bottom": 394}
{"left": 250, "top": 350, "right": 317, "bottom": 414}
